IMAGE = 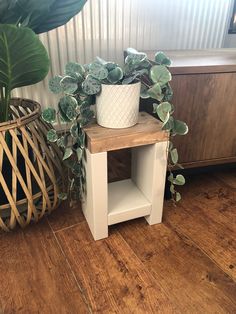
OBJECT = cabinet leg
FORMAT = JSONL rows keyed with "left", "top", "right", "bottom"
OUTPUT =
{"left": 82, "top": 149, "right": 108, "bottom": 240}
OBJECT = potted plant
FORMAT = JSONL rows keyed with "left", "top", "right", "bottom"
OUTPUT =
{"left": 0, "top": 0, "right": 87, "bottom": 231}
{"left": 82, "top": 55, "right": 146, "bottom": 128}
{"left": 44, "top": 48, "right": 188, "bottom": 202}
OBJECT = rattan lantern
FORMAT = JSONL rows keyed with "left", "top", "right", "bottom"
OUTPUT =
{"left": 0, "top": 98, "right": 63, "bottom": 231}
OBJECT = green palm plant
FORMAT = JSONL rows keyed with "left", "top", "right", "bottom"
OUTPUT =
{"left": 0, "top": 0, "right": 87, "bottom": 122}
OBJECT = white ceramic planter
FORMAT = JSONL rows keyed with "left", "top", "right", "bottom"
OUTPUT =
{"left": 96, "top": 82, "right": 141, "bottom": 129}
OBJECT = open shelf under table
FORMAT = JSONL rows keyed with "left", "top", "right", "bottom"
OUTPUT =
{"left": 108, "top": 179, "right": 151, "bottom": 225}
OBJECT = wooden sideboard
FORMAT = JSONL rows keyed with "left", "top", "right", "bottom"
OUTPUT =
{"left": 143, "top": 49, "right": 236, "bottom": 168}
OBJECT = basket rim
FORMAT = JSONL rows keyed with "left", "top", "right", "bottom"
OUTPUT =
{"left": 0, "top": 97, "right": 41, "bottom": 131}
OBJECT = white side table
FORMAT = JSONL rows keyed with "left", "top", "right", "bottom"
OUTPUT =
{"left": 82, "top": 112, "right": 169, "bottom": 240}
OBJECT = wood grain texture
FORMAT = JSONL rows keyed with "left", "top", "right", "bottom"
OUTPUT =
{"left": 171, "top": 72, "right": 236, "bottom": 164}
{"left": 163, "top": 174, "right": 236, "bottom": 281}
{"left": 47, "top": 201, "right": 85, "bottom": 232}
{"left": 180, "top": 157, "right": 236, "bottom": 169}
{"left": 1, "top": 170, "right": 236, "bottom": 313}
{"left": 56, "top": 222, "right": 178, "bottom": 314}
{"left": 142, "top": 49, "right": 236, "bottom": 168}
{"left": 214, "top": 168, "right": 236, "bottom": 189}
{"left": 0, "top": 221, "right": 89, "bottom": 314}
{"left": 84, "top": 112, "right": 168, "bottom": 153}
{"left": 117, "top": 219, "right": 236, "bottom": 314}
{"left": 145, "top": 49, "right": 236, "bottom": 74}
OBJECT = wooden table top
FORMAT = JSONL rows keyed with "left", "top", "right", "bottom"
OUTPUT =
{"left": 144, "top": 49, "right": 236, "bottom": 74}
{"left": 84, "top": 112, "right": 168, "bottom": 153}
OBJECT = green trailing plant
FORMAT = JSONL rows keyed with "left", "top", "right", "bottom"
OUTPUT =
{"left": 81, "top": 53, "right": 149, "bottom": 95}
{"left": 43, "top": 62, "right": 95, "bottom": 200}
{"left": 125, "top": 48, "right": 189, "bottom": 202}
{"left": 0, "top": 0, "right": 87, "bottom": 123}
{"left": 44, "top": 49, "right": 188, "bottom": 202}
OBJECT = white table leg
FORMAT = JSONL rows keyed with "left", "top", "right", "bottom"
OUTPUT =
{"left": 82, "top": 148, "right": 108, "bottom": 240}
{"left": 131, "top": 141, "right": 168, "bottom": 225}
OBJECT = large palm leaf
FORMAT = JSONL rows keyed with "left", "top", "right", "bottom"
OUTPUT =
{"left": 0, "top": 24, "right": 49, "bottom": 90}
{"left": 0, "top": 24, "right": 49, "bottom": 121}
{"left": 0, "top": 0, "right": 87, "bottom": 34}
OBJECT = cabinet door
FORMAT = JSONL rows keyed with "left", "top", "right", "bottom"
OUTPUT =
{"left": 171, "top": 72, "right": 236, "bottom": 166}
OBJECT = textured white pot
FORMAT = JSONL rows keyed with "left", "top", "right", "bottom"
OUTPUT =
{"left": 96, "top": 82, "right": 141, "bottom": 129}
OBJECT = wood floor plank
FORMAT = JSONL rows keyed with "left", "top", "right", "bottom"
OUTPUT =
{"left": 0, "top": 220, "right": 89, "bottom": 314}
{"left": 177, "top": 173, "right": 236, "bottom": 224}
{"left": 214, "top": 169, "right": 236, "bottom": 189}
{"left": 47, "top": 201, "right": 85, "bottom": 232}
{"left": 164, "top": 202, "right": 236, "bottom": 280}
{"left": 164, "top": 174, "right": 236, "bottom": 280}
{"left": 56, "top": 221, "right": 178, "bottom": 314}
{"left": 117, "top": 218, "right": 236, "bottom": 314}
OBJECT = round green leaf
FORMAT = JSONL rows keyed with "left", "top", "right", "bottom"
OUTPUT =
{"left": 170, "top": 148, "right": 178, "bottom": 164}
{"left": 105, "top": 62, "right": 117, "bottom": 71}
{"left": 155, "top": 102, "right": 172, "bottom": 122}
{"left": 162, "top": 116, "right": 174, "bottom": 131}
{"left": 59, "top": 95, "right": 77, "bottom": 111}
{"left": 122, "top": 74, "right": 137, "bottom": 85}
{"left": 89, "top": 62, "right": 108, "bottom": 80}
{"left": 140, "top": 84, "right": 149, "bottom": 99}
{"left": 65, "top": 62, "right": 85, "bottom": 76}
{"left": 150, "top": 65, "right": 172, "bottom": 86}
{"left": 0, "top": 25, "right": 49, "bottom": 91}
{"left": 47, "top": 129, "right": 58, "bottom": 142}
{"left": 82, "top": 75, "right": 101, "bottom": 95}
{"left": 126, "top": 48, "right": 147, "bottom": 62}
{"left": 173, "top": 174, "right": 185, "bottom": 186}
{"left": 170, "top": 184, "right": 175, "bottom": 194}
{"left": 168, "top": 173, "right": 174, "bottom": 183}
{"left": 49, "top": 75, "right": 63, "bottom": 94}
{"left": 173, "top": 120, "right": 189, "bottom": 135}
{"left": 42, "top": 108, "right": 56, "bottom": 123}
{"left": 175, "top": 192, "right": 181, "bottom": 202}
{"left": 58, "top": 95, "right": 77, "bottom": 122}
{"left": 107, "top": 67, "right": 123, "bottom": 84}
{"left": 66, "top": 105, "right": 77, "bottom": 121}
{"left": 147, "top": 83, "right": 163, "bottom": 101}
{"left": 63, "top": 147, "right": 73, "bottom": 160}
{"left": 60, "top": 76, "right": 78, "bottom": 94}
{"left": 155, "top": 52, "right": 171, "bottom": 66}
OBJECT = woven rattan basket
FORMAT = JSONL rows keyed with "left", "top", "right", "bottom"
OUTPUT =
{"left": 0, "top": 98, "right": 63, "bottom": 231}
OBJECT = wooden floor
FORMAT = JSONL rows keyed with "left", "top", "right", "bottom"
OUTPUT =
{"left": 0, "top": 167, "right": 236, "bottom": 313}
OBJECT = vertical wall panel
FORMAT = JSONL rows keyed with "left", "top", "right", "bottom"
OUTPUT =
{"left": 13, "top": 0, "right": 233, "bottom": 108}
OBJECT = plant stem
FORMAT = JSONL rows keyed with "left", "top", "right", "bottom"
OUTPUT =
{"left": 0, "top": 86, "right": 11, "bottom": 123}
{"left": 4, "top": 87, "right": 11, "bottom": 122}
{"left": 0, "top": 86, "right": 4, "bottom": 122}
{"left": 0, "top": 86, "right": 4, "bottom": 101}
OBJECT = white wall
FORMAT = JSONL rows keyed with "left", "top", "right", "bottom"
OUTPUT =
{"left": 13, "top": 0, "right": 233, "bottom": 108}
